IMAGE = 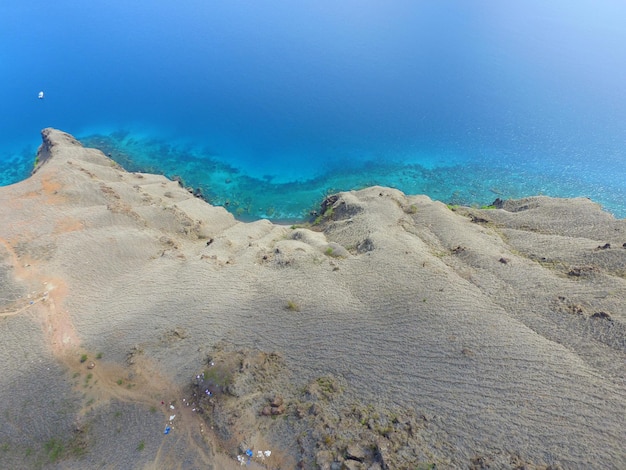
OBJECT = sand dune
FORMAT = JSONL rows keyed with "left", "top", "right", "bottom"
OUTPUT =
{"left": 0, "top": 129, "right": 624, "bottom": 469}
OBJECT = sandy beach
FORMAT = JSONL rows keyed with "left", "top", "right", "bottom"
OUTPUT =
{"left": 0, "top": 129, "right": 624, "bottom": 469}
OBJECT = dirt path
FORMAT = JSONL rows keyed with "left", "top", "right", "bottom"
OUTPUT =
{"left": 0, "top": 239, "right": 252, "bottom": 468}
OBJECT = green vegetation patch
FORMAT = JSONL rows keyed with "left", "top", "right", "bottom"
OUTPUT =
{"left": 203, "top": 364, "right": 234, "bottom": 389}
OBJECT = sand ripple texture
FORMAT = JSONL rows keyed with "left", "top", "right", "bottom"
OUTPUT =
{"left": 0, "top": 128, "right": 624, "bottom": 469}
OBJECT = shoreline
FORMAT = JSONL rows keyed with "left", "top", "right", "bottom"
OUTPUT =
{"left": 3, "top": 127, "right": 626, "bottom": 222}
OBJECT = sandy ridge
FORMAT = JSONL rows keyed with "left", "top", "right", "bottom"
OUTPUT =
{"left": 0, "top": 128, "right": 624, "bottom": 469}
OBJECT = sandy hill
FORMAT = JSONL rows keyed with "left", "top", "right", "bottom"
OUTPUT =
{"left": 0, "top": 128, "right": 624, "bottom": 469}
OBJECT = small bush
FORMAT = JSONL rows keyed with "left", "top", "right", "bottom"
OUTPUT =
{"left": 286, "top": 300, "right": 301, "bottom": 312}
{"left": 44, "top": 438, "right": 65, "bottom": 463}
{"left": 79, "top": 354, "right": 88, "bottom": 363}
{"left": 203, "top": 365, "right": 233, "bottom": 389}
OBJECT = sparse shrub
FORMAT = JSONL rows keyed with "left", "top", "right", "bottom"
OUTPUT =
{"left": 313, "top": 206, "right": 334, "bottom": 225}
{"left": 286, "top": 300, "right": 301, "bottom": 312}
{"left": 79, "top": 354, "right": 88, "bottom": 363}
{"left": 203, "top": 364, "right": 234, "bottom": 389}
{"left": 44, "top": 439, "right": 64, "bottom": 463}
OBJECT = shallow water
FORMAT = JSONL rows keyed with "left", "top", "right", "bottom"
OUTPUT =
{"left": 2, "top": 1, "right": 626, "bottom": 220}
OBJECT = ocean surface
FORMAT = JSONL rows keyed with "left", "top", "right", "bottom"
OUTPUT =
{"left": 2, "top": 1, "right": 626, "bottom": 221}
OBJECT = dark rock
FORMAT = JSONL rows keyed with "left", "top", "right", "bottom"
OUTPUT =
{"left": 492, "top": 198, "right": 505, "bottom": 209}
{"left": 470, "top": 214, "right": 489, "bottom": 224}
{"left": 570, "top": 304, "right": 585, "bottom": 315}
{"left": 319, "top": 193, "right": 364, "bottom": 221}
{"left": 343, "top": 460, "right": 363, "bottom": 470}
{"left": 498, "top": 257, "right": 509, "bottom": 264}
{"left": 271, "top": 404, "right": 285, "bottom": 415}
{"left": 591, "top": 311, "right": 612, "bottom": 320}
{"left": 567, "top": 266, "right": 596, "bottom": 277}
{"left": 320, "top": 195, "right": 339, "bottom": 218}
{"left": 597, "top": 243, "right": 611, "bottom": 250}
{"left": 374, "top": 439, "right": 392, "bottom": 470}
{"left": 171, "top": 175, "right": 185, "bottom": 187}
{"left": 345, "top": 444, "right": 366, "bottom": 462}
{"left": 356, "top": 238, "right": 375, "bottom": 254}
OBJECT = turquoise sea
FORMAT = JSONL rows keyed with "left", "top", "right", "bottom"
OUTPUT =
{"left": 2, "top": 1, "right": 626, "bottom": 221}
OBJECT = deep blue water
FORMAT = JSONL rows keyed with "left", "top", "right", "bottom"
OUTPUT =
{"left": 2, "top": 1, "right": 626, "bottom": 220}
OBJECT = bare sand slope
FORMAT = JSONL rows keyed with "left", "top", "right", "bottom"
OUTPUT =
{"left": 0, "top": 128, "right": 624, "bottom": 469}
